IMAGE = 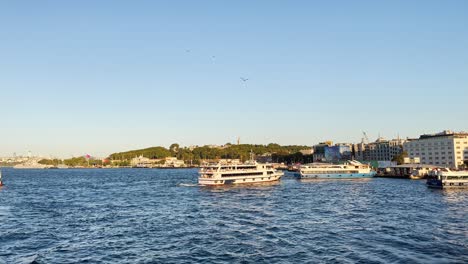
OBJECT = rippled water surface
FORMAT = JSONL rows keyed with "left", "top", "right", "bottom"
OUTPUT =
{"left": 0, "top": 168, "right": 467, "bottom": 263}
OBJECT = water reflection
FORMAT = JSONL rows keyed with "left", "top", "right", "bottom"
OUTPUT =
{"left": 298, "top": 178, "right": 373, "bottom": 183}
{"left": 440, "top": 188, "right": 468, "bottom": 203}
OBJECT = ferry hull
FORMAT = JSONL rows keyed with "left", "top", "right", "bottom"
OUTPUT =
{"left": 427, "top": 179, "right": 468, "bottom": 188}
{"left": 299, "top": 172, "right": 375, "bottom": 179}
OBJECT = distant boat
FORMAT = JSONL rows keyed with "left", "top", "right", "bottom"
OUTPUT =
{"left": 0, "top": 170, "right": 3, "bottom": 186}
{"left": 299, "top": 160, "right": 375, "bottom": 179}
{"left": 426, "top": 168, "right": 468, "bottom": 188}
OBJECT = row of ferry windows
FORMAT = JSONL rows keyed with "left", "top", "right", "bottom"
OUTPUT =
{"left": 214, "top": 177, "right": 272, "bottom": 183}
{"left": 306, "top": 171, "right": 360, "bottom": 174}
{"left": 219, "top": 166, "right": 272, "bottom": 170}
{"left": 221, "top": 172, "right": 274, "bottom": 177}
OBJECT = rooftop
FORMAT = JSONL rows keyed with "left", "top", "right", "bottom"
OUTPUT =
{"left": 419, "top": 130, "right": 468, "bottom": 139}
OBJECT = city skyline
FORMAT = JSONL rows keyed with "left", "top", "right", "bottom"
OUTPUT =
{"left": 2, "top": 130, "right": 466, "bottom": 159}
{"left": 1, "top": 1, "right": 467, "bottom": 157}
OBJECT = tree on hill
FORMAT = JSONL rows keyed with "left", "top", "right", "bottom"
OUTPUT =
{"left": 169, "top": 143, "right": 179, "bottom": 155}
{"left": 38, "top": 159, "right": 62, "bottom": 166}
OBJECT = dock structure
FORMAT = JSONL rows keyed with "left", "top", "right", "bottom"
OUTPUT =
{"left": 376, "top": 164, "right": 438, "bottom": 179}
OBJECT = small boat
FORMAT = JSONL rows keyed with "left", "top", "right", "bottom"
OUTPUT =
{"left": 409, "top": 173, "right": 424, "bottom": 180}
{"left": 426, "top": 168, "right": 468, "bottom": 188}
{"left": 299, "top": 160, "right": 375, "bottom": 179}
{"left": 198, "top": 161, "right": 283, "bottom": 186}
{"left": 0, "top": 170, "right": 3, "bottom": 186}
{"left": 409, "top": 166, "right": 435, "bottom": 180}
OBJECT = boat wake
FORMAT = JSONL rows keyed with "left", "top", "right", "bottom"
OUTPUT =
{"left": 17, "top": 254, "right": 39, "bottom": 264}
{"left": 178, "top": 183, "right": 199, "bottom": 187}
{"left": 0, "top": 206, "right": 12, "bottom": 217}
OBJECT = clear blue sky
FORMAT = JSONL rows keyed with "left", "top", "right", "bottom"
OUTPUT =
{"left": 1, "top": 1, "right": 467, "bottom": 158}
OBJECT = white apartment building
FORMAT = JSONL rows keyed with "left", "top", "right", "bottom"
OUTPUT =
{"left": 403, "top": 130, "right": 468, "bottom": 169}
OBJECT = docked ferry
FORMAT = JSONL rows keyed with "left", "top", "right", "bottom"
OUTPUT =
{"left": 198, "top": 161, "right": 284, "bottom": 185}
{"left": 426, "top": 168, "right": 468, "bottom": 188}
{"left": 299, "top": 160, "right": 375, "bottom": 179}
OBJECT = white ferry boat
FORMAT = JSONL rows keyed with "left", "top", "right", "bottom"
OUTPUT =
{"left": 299, "top": 160, "right": 375, "bottom": 179}
{"left": 198, "top": 161, "right": 284, "bottom": 186}
{"left": 426, "top": 168, "right": 468, "bottom": 188}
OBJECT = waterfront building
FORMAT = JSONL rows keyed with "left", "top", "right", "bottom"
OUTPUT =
{"left": 13, "top": 158, "right": 51, "bottom": 169}
{"left": 164, "top": 157, "right": 185, "bottom": 167}
{"left": 299, "top": 149, "right": 313, "bottom": 155}
{"left": 131, "top": 155, "right": 163, "bottom": 167}
{"left": 312, "top": 141, "right": 333, "bottom": 162}
{"left": 403, "top": 130, "right": 468, "bottom": 169}
{"left": 324, "top": 144, "right": 352, "bottom": 162}
{"left": 222, "top": 159, "right": 241, "bottom": 164}
{"left": 354, "top": 137, "right": 406, "bottom": 162}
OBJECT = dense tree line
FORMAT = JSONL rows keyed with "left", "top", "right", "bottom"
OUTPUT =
{"left": 108, "top": 143, "right": 311, "bottom": 164}
{"left": 39, "top": 157, "right": 104, "bottom": 167}
{"left": 38, "top": 159, "right": 62, "bottom": 166}
{"left": 272, "top": 153, "right": 314, "bottom": 164}
{"left": 109, "top": 147, "right": 172, "bottom": 160}
{"left": 36, "top": 144, "right": 314, "bottom": 168}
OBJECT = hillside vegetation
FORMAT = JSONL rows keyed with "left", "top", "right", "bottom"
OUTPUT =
{"left": 109, "top": 143, "right": 312, "bottom": 164}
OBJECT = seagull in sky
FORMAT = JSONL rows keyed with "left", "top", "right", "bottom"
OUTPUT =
{"left": 240, "top": 77, "right": 249, "bottom": 88}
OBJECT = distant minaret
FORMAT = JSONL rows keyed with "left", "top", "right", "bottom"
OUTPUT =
{"left": 237, "top": 137, "right": 240, "bottom": 145}
{"left": 28, "top": 150, "right": 32, "bottom": 158}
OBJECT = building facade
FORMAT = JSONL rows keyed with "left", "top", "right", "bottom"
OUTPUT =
{"left": 324, "top": 144, "right": 352, "bottom": 162}
{"left": 312, "top": 141, "right": 333, "bottom": 162}
{"left": 354, "top": 138, "right": 406, "bottom": 161}
{"left": 403, "top": 130, "right": 468, "bottom": 169}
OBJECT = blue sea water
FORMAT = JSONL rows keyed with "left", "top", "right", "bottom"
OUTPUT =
{"left": 0, "top": 168, "right": 466, "bottom": 263}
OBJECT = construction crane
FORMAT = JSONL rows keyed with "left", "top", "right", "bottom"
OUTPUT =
{"left": 362, "top": 131, "right": 369, "bottom": 144}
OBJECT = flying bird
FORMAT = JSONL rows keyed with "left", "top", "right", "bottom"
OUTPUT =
{"left": 240, "top": 77, "right": 249, "bottom": 88}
